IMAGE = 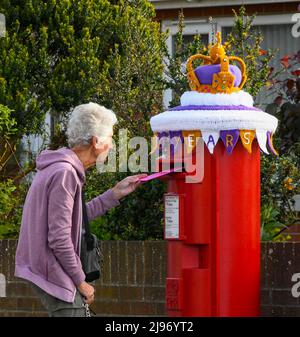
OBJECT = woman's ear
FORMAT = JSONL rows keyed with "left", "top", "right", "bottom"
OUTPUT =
{"left": 92, "top": 136, "right": 108, "bottom": 152}
{"left": 91, "top": 136, "right": 99, "bottom": 149}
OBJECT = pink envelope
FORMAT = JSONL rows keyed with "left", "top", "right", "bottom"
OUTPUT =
{"left": 139, "top": 167, "right": 183, "bottom": 183}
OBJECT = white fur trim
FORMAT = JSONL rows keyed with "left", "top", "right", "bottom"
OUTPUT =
{"left": 180, "top": 90, "right": 254, "bottom": 107}
{"left": 150, "top": 109, "right": 278, "bottom": 133}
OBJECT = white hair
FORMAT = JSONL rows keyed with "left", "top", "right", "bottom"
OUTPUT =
{"left": 66, "top": 102, "right": 117, "bottom": 148}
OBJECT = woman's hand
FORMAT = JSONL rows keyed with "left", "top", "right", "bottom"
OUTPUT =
{"left": 112, "top": 174, "right": 147, "bottom": 200}
{"left": 77, "top": 281, "right": 95, "bottom": 305}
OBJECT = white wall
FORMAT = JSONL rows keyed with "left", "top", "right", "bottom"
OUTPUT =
{"left": 20, "top": 111, "right": 51, "bottom": 165}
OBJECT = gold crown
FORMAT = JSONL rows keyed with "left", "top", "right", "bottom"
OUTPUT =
{"left": 186, "top": 32, "right": 247, "bottom": 94}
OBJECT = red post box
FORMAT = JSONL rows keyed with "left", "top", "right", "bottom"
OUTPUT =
{"left": 150, "top": 32, "right": 278, "bottom": 317}
{"left": 162, "top": 140, "right": 260, "bottom": 316}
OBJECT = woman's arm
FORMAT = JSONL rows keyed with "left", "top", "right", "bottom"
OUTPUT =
{"left": 85, "top": 174, "right": 147, "bottom": 222}
{"left": 85, "top": 189, "right": 120, "bottom": 222}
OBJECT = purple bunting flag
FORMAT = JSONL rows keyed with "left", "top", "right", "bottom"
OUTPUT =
{"left": 220, "top": 130, "right": 240, "bottom": 154}
{"left": 169, "top": 131, "right": 184, "bottom": 156}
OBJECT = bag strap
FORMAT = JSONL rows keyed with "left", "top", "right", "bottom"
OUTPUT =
{"left": 81, "top": 187, "right": 94, "bottom": 251}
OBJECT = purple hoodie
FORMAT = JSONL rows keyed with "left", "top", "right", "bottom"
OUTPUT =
{"left": 15, "top": 147, "right": 120, "bottom": 302}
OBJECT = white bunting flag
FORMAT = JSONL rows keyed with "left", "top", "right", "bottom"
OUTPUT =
{"left": 201, "top": 130, "right": 220, "bottom": 154}
{"left": 256, "top": 130, "right": 269, "bottom": 154}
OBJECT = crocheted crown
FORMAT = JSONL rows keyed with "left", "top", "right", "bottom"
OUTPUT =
{"left": 149, "top": 31, "right": 278, "bottom": 156}
{"left": 187, "top": 32, "right": 247, "bottom": 94}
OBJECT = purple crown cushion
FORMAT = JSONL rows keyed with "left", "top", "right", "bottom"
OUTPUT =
{"left": 194, "top": 64, "right": 242, "bottom": 87}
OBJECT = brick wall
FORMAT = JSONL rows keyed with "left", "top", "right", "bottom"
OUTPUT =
{"left": 261, "top": 242, "right": 300, "bottom": 316}
{"left": 0, "top": 240, "right": 300, "bottom": 317}
{"left": 283, "top": 223, "right": 300, "bottom": 242}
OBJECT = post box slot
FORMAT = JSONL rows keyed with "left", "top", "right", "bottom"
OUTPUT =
{"left": 158, "top": 159, "right": 186, "bottom": 173}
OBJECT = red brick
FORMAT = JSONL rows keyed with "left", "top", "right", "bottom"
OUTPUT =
{"left": 91, "top": 300, "right": 130, "bottom": 316}
{"left": 144, "top": 286, "right": 165, "bottom": 302}
{"left": 0, "top": 310, "right": 47, "bottom": 317}
{"left": 94, "top": 285, "right": 120, "bottom": 301}
{"left": 261, "top": 242, "right": 300, "bottom": 289}
{"left": 144, "top": 242, "right": 154, "bottom": 286}
{"left": 7, "top": 240, "right": 17, "bottom": 279}
{"left": 282, "top": 306, "right": 300, "bottom": 317}
{"left": 118, "top": 241, "right": 128, "bottom": 286}
{"left": 100, "top": 241, "right": 112, "bottom": 285}
{"left": 272, "top": 289, "right": 300, "bottom": 306}
{"left": 17, "top": 297, "right": 44, "bottom": 311}
{"left": 0, "top": 297, "right": 18, "bottom": 311}
{"left": 285, "top": 223, "right": 300, "bottom": 233}
{"left": 261, "top": 242, "right": 268, "bottom": 288}
{"left": 155, "top": 302, "right": 167, "bottom": 316}
{"left": 152, "top": 242, "right": 167, "bottom": 286}
{"left": 273, "top": 243, "right": 297, "bottom": 288}
{"left": 124, "top": 241, "right": 145, "bottom": 286}
{"left": 110, "top": 241, "right": 120, "bottom": 285}
{"left": 126, "top": 241, "right": 146, "bottom": 286}
{"left": 6, "top": 282, "right": 35, "bottom": 298}
{"left": 135, "top": 242, "right": 145, "bottom": 286}
{"left": 119, "top": 286, "right": 144, "bottom": 301}
{"left": 0, "top": 240, "right": 9, "bottom": 279}
{"left": 127, "top": 241, "right": 138, "bottom": 285}
{"left": 260, "top": 289, "right": 271, "bottom": 305}
{"left": 261, "top": 305, "right": 284, "bottom": 317}
{"left": 129, "top": 301, "right": 157, "bottom": 316}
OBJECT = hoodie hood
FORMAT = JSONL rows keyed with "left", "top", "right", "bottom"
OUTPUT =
{"left": 36, "top": 147, "right": 85, "bottom": 183}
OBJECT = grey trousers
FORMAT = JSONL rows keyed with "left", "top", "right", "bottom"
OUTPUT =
{"left": 31, "top": 283, "right": 88, "bottom": 317}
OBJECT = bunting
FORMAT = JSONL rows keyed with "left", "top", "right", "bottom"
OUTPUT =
{"left": 169, "top": 131, "right": 184, "bottom": 156}
{"left": 240, "top": 130, "right": 255, "bottom": 153}
{"left": 267, "top": 131, "right": 279, "bottom": 156}
{"left": 220, "top": 130, "right": 240, "bottom": 155}
{"left": 256, "top": 130, "right": 269, "bottom": 154}
{"left": 182, "top": 131, "right": 201, "bottom": 154}
{"left": 156, "top": 129, "right": 278, "bottom": 156}
{"left": 201, "top": 131, "right": 220, "bottom": 154}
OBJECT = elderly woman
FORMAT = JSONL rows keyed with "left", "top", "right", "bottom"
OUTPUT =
{"left": 15, "top": 102, "right": 146, "bottom": 317}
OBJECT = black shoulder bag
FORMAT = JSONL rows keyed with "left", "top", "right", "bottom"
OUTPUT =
{"left": 80, "top": 188, "right": 103, "bottom": 282}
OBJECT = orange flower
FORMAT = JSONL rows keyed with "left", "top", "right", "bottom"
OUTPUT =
{"left": 284, "top": 177, "right": 294, "bottom": 191}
